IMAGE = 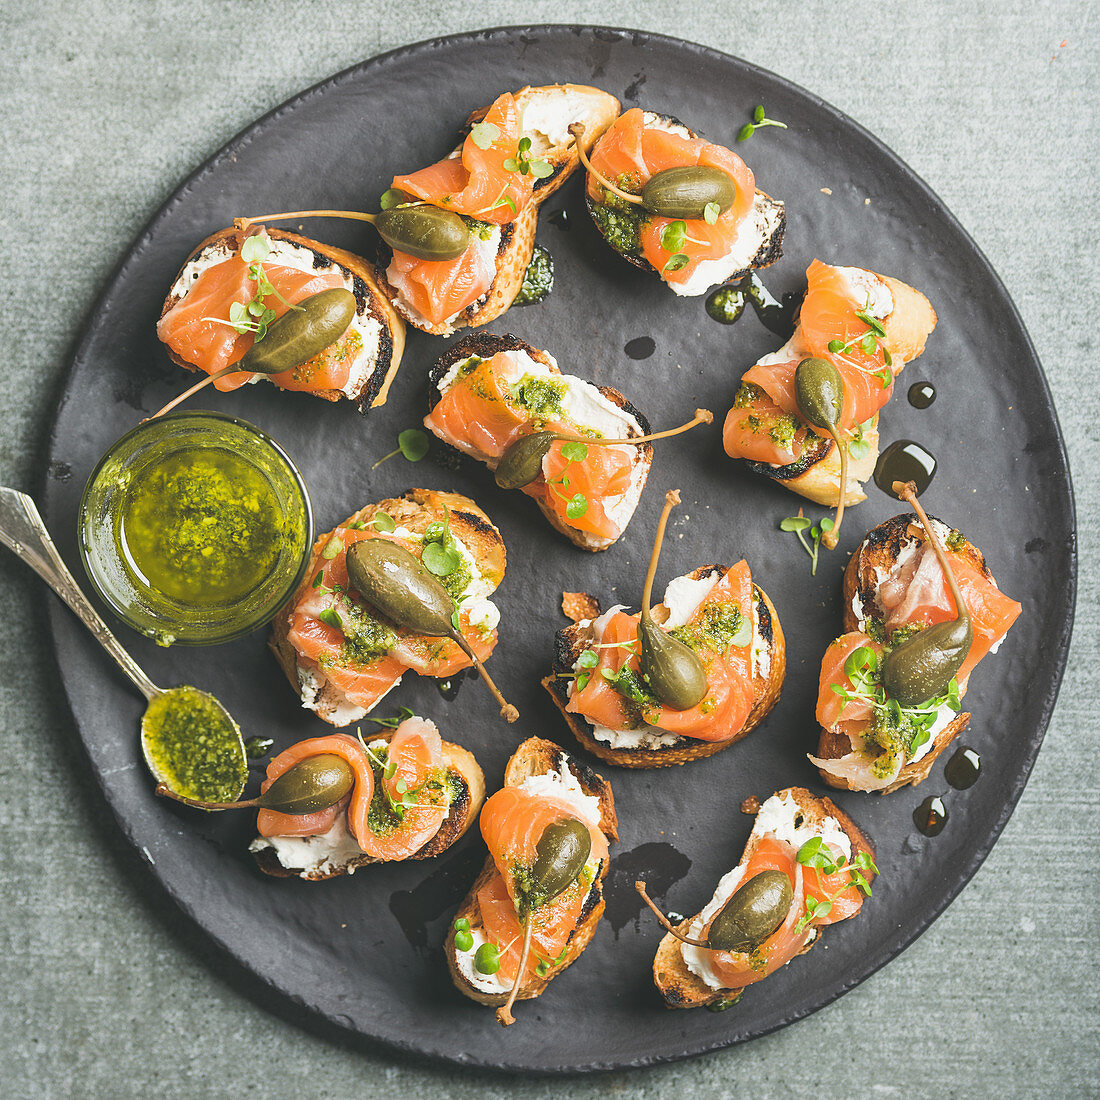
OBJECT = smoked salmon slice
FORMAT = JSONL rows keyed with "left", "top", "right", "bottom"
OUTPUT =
{"left": 476, "top": 783, "right": 609, "bottom": 984}
{"left": 567, "top": 562, "right": 756, "bottom": 741}
{"left": 157, "top": 244, "right": 349, "bottom": 391}
{"left": 723, "top": 260, "right": 937, "bottom": 467}
{"left": 587, "top": 108, "right": 758, "bottom": 289}
{"left": 424, "top": 349, "right": 646, "bottom": 545}
{"left": 286, "top": 524, "right": 498, "bottom": 714}
{"left": 255, "top": 718, "right": 453, "bottom": 861}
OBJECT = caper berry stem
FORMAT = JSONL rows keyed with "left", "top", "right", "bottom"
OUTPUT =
{"left": 634, "top": 880, "right": 711, "bottom": 948}
{"left": 892, "top": 480, "right": 969, "bottom": 623}
{"left": 571, "top": 408, "right": 714, "bottom": 448}
{"left": 642, "top": 490, "right": 681, "bottom": 618}
{"left": 449, "top": 631, "right": 520, "bottom": 723}
{"left": 233, "top": 210, "right": 379, "bottom": 230}
{"left": 569, "top": 122, "right": 645, "bottom": 208}
{"left": 496, "top": 918, "right": 533, "bottom": 1027}
{"left": 821, "top": 433, "right": 848, "bottom": 551}
{"left": 145, "top": 368, "right": 228, "bottom": 422}
{"left": 155, "top": 782, "right": 258, "bottom": 811}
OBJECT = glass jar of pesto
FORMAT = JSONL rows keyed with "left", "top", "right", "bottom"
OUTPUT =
{"left": 80, "top": 411, "right": 313, "bottom": 645}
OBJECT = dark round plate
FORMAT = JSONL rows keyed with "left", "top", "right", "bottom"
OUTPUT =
{"left": 42, "top": 25, "right": 1075, "bottom": 1073}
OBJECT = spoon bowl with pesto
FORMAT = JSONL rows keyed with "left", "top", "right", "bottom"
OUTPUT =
{"left": 78, "top": 410, "right": 313, "bottom": 646}
{"left": 0, "top": 486, "right": 248, "bottom": 803}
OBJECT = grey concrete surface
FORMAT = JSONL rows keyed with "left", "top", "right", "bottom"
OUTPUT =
{"left": 1, "top": 1, "right": 1096, "bottom": 1096}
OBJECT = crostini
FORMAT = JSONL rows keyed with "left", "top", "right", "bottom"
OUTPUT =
{"left": 376, "top": 84, "right": 620, "bottom": 335}
{"left": 270, "top": 489, "right": 507, "bottom": 726}
{"left": 157, "top": 227, "right": 405, "bottom": 410}
{"left": 723, "top": 260, "right": 936, "bottom": 507}
{"left": 425, "top": 332, "right": 660, "bottom": 551}
{"left": 248, "top": 715, "right": 485, "bottom": 881}
{"left": 580, "top": 108, "right": 785, "bottom": 296}
{"left": 811, "top": 509, "right": 1021, "bottom": 793}
{"left": 543, "top": 492, "right": 785, "bottom": 767}
{"left": 646, "top": 787, "right": 875, "bottom": 1008}
{"left": 446, "top": 737, "right": 617, "bottom": 1025}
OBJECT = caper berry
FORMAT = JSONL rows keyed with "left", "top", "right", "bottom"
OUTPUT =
{"left": 257, "top": 754, "right": 354, "bottom": 815}
{"left": 794, "top": 357, "right": 844, "bottom": 432}
{"left": 707, "top": 869, "right": 793, "bottom": 953}
{"left": 495, "top": 431, "right": 557, "bottom": 490}
{"left": 345, "top": 540, "right": 456, "bottom": 638}
{"left": 882, "top": 615, "right": 973, "bottom": 707}
{"left": 375, "top": 205, "right": 470, "bottom": 261}
{"left": 638, "top": 615, "right": 709, "bottom": 711}
{"left": 527, "top": 817, "right": 592, "bottom": 909}
{"left": 238, "top": 288, "right": 357, "bottom": 376}
{"left": 641, "top": 166, "right": 737, "bottom": 220}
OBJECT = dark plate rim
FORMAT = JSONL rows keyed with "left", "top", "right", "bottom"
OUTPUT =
{"left": 40, "top": 23, "right": 1077, "bottom": 1074}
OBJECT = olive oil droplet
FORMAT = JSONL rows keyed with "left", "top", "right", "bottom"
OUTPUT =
{"left": 908, "top": 381, "right": 936, "bottom": 409}
{"left": 914, "top": 795, "right": 948, "bottom": 837}
{"left": 874, "top": 439, "right": 937, "bottom": 497}
{"left": 945, "top": 746, "right": 981, "bottom": 790}
{"left": 705, "top": 274, "right": 800, "bottom": 337}
{"left": 624, "top": 336, "right": 656, "bottom": 360}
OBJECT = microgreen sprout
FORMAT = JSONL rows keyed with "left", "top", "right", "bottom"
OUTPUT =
{"left": 468, "top": 121, "right": 500, "bottom": 149}
{"left": 826, "top": 296, "right": 894, "bottom": 385}
{"left": 779, "top": 510, "right": 834, "bottom": 575}
{"left": 502, "top": 135, "right": 554, "bottom": 179}
{"left": 421, "top": 505, "right": 463, "bottom": 579}
{"left": 793, "top": 841, "right": 879, "bottom": 933}
{"left": 371, "top": 428, "right": 430, "bottom": 469}
{"left": 847, "top": 418, "right": 874, "bottom": 462}
{"left": 737, "top": 104, "right": 788, "bottom": 142}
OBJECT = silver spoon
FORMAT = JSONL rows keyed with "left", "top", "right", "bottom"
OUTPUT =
{"left": 0, "top": 486, "right": 247, "bottom": 799}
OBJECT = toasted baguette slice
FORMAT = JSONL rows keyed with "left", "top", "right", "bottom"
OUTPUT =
{"left": 157, "top": 227, "right": 405, "bottom": 411}
{"left": 653, "top": 787, "right": 874, "bottom": 1008}
{"left": 811, "top": 510, "right": 986, "bottom": 793}
{"left": 584, "top": 111, "right": 785, "bottom": 293}
{"left": 742, "top": 417, "right": 880, "bottom": 507}
{"left": 376, "top": 84, "right": 620, "bottom": 336}
{"left": 426, "top": 332, "right": 653, "bottom": 551}
{"left": 446, "top": 738, "right": 617, "bottom": 1008}
{"left": 269, "top": 488, "right": 505, "bottom": 726}
{"left": 543, "top": 566, "right": 786, "bottom": 768}
{"left": 249, "top": 729, "right": 486, "bottom": 881}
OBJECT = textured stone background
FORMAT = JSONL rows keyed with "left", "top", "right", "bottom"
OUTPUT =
{"left": 1, "top": 2, "right": 1096, "bottom": 1096}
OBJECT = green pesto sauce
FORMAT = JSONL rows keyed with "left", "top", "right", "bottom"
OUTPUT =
{"left": 945, "top": 529, "right": 966, "bottom": 551}
{"left": 733, "top": 382, "right": 763, "bottom": 409}
{"left": 670, "top": 602, "right": 745, "bottom": 653}
{"left": 769, "top": 414, "right": 799, "bottom": 450}
{"left": 604, "top": 664, "right": 659, "bottom": 727}
{"left": 706, "top": 285, "right": 748, "bottom": 325}
{"left": 590, "top": 202, "right": 642, "bottom": 255}
{"left": 120, "top": 446, "right": 283, "bottom": 605}
{"left": 462, "top": 217, "right": 496, "bottom": 242}
{"left": 141, "top": 686, "right": 246, "bottom": 802}
{"left": 323, "top": 598, "right": 396, "bottom": 668}
{"left": 509, "top": 373, "right": 567, "bottom": 421}
{"left": 864, "top": 617, "right": 887, "bottom": 644}
{"left": 513, "top": 245, "right": 555, "bottom": 306}
{"left": 363, "top": 744, "right": 454, "bottom": 838}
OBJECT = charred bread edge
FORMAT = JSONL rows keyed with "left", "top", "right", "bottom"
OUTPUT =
{"left": 158, "top": 227, "right": 403, "bottom": 411}
{"left": 446, "top": 737, "right": 617, "bottom": 1006}
{"left": 252, "top": 738, "right": 487, "bottom": 880}
{"left": 583, "top": 111, "right": 786, "bottom": 279}
{"left": 815, "top": 511, "right": 985, "bottom": 793}
{"left": 427, "top": 332, "right": 654, "bottom": 552}
{"left": 269, "top": 489, "right": 505, "bottom": 726}
{"left": 542, "top": 568, "right": 786, "bottom": 768}
{"left": 653, "top": 787, "right": 875, "bottom": 1008}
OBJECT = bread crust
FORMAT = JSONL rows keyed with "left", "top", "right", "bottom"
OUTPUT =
{"left": 425, "top": 332, "right": 654, "bottom": 551}
{"left": 814, "top": 512, "right": 986, "bottom": 793}
{"left": 743, "top": 418, "right": 880, "bottom": 507}
{"left": 269, "top": 489, "right": 505, "bottom": 726}
{"left": 652, "top": 787, "right": 874, "bottom": 1008}
{"left": 583, "top": 112, "right": 786, "bottom": 284}
{"left": 446, "top": 738, "right": 617, "bottom": 1007}
{"left": 251, "top": 729, "right": 486, "bottom": 881}
{"left": 376, "top": 84, "right": 620, "bottom": 336}
{"left": 158, "top": 226, "right": 405, "bottom": 411}
{"left": 542, "top": 567, "right": 786, "bottom": 768}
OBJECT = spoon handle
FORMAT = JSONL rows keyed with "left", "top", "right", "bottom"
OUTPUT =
{"left": 0, "top": 487, "right": 160, "bottom": 701}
